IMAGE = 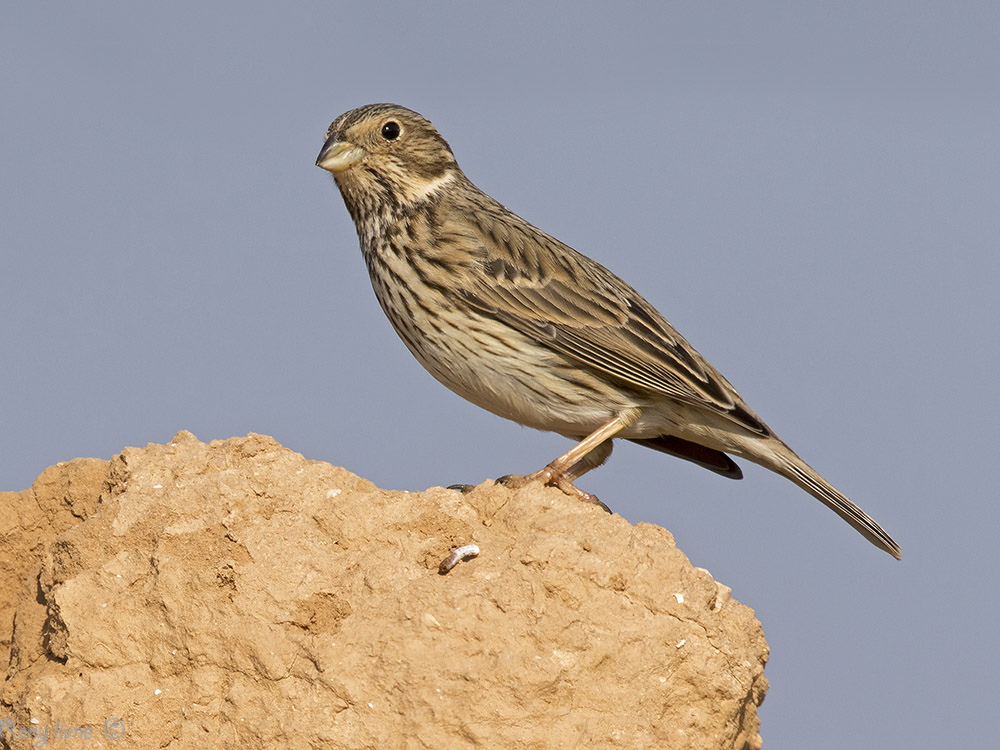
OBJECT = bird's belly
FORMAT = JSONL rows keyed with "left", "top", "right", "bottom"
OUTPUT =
{"left": 409, "top": 336, "right": 739, "bottom": 448}
{"left": 373, "top": 275, "right": 693, "bottom": 440}
{"left": 393, "top": 313, "right": 638, "bottom": 437}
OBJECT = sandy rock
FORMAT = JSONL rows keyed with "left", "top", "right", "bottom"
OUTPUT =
{"left": 0, "top": 432, "right": 767, "bottom": 749}
{"left": 0, "top": 457, "right": 109, "bottom": 671}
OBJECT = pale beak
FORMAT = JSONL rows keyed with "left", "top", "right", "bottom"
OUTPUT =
{"left": 316, "top": 136, "right": 366, "bottom": 173}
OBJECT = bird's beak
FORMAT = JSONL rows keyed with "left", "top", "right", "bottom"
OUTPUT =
{"left": 316, "top": 135, "right": 365, "bottom": 173}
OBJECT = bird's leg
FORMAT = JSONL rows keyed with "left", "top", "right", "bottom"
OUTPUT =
{"left": 542, "top": 440, "right": 615, "bottom": 510}
{"left": 499, "top": 408, "right": 641, "bottom": 509}
{"left": 450, "top": 434, "right": 613, "bottom": 497}
{"left": 563, "top": 439, "right": 614, "bottom": 483}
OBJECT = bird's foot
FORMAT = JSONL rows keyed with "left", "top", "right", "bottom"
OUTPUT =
{"left": 495, "top": 470, "right": 612, "bottom": 514}
{"left": 446, "top": 484, "right": 477, "bottom": 493}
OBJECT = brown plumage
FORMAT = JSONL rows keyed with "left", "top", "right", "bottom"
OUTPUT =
{"left": 316, "top": 103, "right": 900, "bottom": 559}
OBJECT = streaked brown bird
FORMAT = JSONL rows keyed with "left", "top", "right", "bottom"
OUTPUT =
{"left": 316, "top": 103, "right": 900, "bottom": 559}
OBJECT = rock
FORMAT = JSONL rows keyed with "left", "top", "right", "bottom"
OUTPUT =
{"left": 0, "top": 432, "right": 768, "bottom": 749}
{"left": 0, "top": 457, "right": 109, "bottom": 671}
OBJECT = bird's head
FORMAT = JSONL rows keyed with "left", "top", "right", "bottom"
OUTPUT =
{"left": 316, "top": 104, "right": 460, "bottom": 221}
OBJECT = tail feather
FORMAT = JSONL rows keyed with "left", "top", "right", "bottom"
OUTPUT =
{"left": 631, "top": 427, "right": 901, "bottom": 559}
{"left": 784, "top": 461, "right": 901, "bottom": 559}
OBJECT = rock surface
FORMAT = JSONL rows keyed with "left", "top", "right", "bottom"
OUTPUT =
{"left": 0, "top": 432, "right": 768, "bottom": 749}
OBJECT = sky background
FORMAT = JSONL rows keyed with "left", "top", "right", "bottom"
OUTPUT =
{"left": 2, "top": 3, "right": 997, "bottom": 747}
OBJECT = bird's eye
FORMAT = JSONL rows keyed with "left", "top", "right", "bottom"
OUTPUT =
{"left": 381, "top": 121, "right": 401, "bottom": 141}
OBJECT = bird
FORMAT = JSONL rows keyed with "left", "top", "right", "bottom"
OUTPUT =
{"left": 315, "top": 103, "right": 900, "bottom": 559}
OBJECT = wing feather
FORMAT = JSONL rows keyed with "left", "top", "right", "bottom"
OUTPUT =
{"left": 453, "top": 203, "right": 768, "bottom": 435}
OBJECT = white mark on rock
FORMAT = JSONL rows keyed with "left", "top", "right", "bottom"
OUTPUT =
{"left": 438, "top": 544, "right": 480, "bottom": 574}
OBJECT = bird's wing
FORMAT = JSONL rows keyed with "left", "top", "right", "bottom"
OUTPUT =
{"left": 454, "top": 207, "right": 769, "bottom": 436}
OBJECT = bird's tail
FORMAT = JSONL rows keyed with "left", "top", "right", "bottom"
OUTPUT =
{"left": 769, "top": 445, "right": 901, "bottom": 559}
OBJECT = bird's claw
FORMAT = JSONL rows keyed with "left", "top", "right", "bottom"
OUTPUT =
{"left": 494, "top": 471, "right": 612, "bottom": 513}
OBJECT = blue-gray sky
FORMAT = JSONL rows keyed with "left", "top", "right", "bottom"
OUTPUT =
{"left": 2, "top": 3, "right": 996, "bottom": 747}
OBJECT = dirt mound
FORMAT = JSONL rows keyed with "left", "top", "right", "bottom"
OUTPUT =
{"left": 0, "top": 432, "right": 767, "bottom": 749}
